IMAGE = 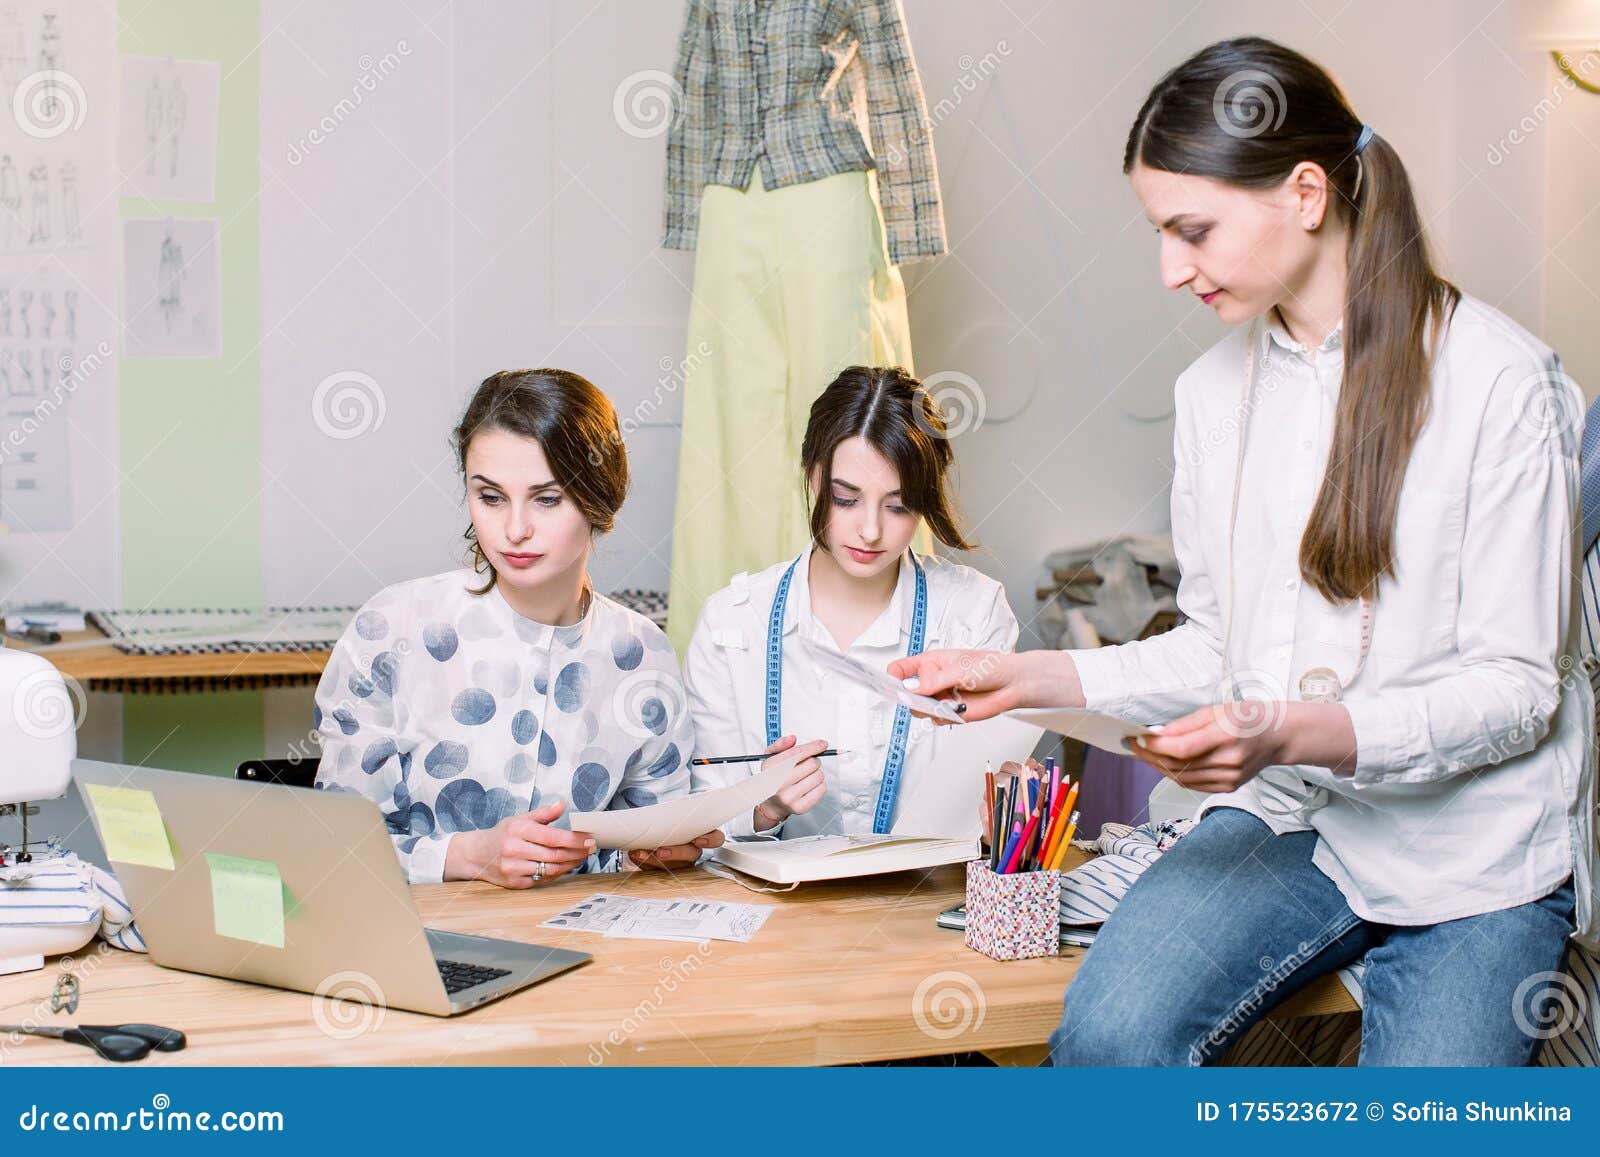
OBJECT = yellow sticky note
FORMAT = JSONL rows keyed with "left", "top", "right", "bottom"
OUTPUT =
{"left": 205, "top": 853, "right": 286, "bottom": 949}
{"left": 84, "top": 784, "right": 174, "bottom": 870}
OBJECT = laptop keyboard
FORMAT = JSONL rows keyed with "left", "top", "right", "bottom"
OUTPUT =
{"left": 436, "top": 958, "right": 513, "bottom": 995}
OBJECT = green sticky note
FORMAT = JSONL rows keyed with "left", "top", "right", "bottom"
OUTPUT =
{"left": 84, "top": 784, "right": 175, "bottom": 870}
{"left": 205, "top": 853, "right": 286, "bottom": 949}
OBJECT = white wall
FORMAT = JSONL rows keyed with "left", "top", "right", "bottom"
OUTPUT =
{"left": 259, "top": 0, "right": 1578, "bottom": 659}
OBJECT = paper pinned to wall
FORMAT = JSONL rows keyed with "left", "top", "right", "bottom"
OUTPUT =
{"left": 116, "top": 55, "right": 220, "bottom": 202}
{"left": 122, "top": 217, "right": 221, "bottom": 358}
{"left": 0, "top": 1, "right": 117, "bottom": 557}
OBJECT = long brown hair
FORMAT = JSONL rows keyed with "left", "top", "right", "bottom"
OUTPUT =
{"left": 801, "top": 365, "right": 975, "bottom": 552}
{"left": 1125, "top": 37, "right": 1459, "bottom": 602}
{"left": 451, "top": 369, "right": 628, "bottom": 594}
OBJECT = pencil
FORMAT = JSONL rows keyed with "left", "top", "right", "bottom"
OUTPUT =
{"left": 690, "top": 748, "right": 844, "bottom": 766}
{"left": 1048, "top": 810, "right": 1081, "bottom": 871}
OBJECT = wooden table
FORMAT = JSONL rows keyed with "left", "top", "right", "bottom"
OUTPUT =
{"left": 0, "top": 852, "right": 1356, "bottom": 1066}
{"left": 5, "top": 626, "right": 330, "bottom": 691}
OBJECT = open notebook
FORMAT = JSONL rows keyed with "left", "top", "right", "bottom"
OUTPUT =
{"left": 713, "top": 833, "right": 980, "bottom": 885}
{"left": 709, "top": 714, "right": 1042, "bottom": 884}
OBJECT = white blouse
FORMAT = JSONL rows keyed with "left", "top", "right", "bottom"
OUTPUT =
{"left": 1071, "top": 295, "right": 1598, "bottom": 951}
{"left": 313, "top": 569, "right": 695, "bottom": 883}
{"left": 684, "top": 549, "right": 1019, "bottom": 839}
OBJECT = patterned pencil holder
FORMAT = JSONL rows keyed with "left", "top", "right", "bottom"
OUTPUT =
{"left": 964, "top": 859, "right": 1061, "bottom": 961}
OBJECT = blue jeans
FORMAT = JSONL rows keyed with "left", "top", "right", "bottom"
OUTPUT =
{"left": 1047, "top": 806, "right": 1577, "bottom": 1066}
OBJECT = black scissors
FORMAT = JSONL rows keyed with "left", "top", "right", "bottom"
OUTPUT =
{"left": 0, "top": 1022, "right": 186, "bottom": 1062}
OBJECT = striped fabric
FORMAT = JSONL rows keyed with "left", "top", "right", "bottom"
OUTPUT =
{"left": 1581, "top": 394, "right": 1600, "bottom": 555}
{"left": 0, "top": 843, "right": 147, "bottom": 954}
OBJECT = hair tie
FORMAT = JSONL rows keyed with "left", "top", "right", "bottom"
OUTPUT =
{"left": 1354, "top": 124, "right": 1374, "bottom": 154}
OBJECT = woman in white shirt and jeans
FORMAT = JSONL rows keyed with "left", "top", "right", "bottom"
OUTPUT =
{"left": 896, "top": 37, "right": 1597, "bottom": 1066}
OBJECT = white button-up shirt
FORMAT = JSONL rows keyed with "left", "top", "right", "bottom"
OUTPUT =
{"left": 1071, "top": 295, "right": 1599, "bottom": 951}
{"left": 684, "top": 550, "right": 1019, "bottom": 839}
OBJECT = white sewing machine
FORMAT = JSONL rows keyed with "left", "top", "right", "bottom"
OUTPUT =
{"left": 0, "top": 647, "right": 89, "bottom": 974}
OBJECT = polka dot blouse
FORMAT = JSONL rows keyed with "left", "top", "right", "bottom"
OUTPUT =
{"left": 313, "top": 569, "right": 694, "bottom": 883}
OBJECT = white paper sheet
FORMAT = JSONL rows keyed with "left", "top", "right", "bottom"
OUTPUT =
{"left": 797, "top": 634, "right": 965, "bottom": 722}
{"left": 117, "top": 56, "right": 220, "bottom": 202}
{"left": 1004, "top": 707, "right": 1160, "bottom": 754}
{"left": 890, "top": 714, "right": 1043, "bottom": 840}
{"left": 567, "top": 754, "right": 792, "bottom": 850}
{"left": 122, "top": 217, "right": 221, "bottom": 358}
{"left": 539, "top": 893, "right": 773, "bottom": 943}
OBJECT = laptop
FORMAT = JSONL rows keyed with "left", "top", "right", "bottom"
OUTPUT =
{"left": 72, "top": 759, "right": 590, "bottom": 1017}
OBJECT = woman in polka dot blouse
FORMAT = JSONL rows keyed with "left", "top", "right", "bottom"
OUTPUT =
{"left": 313, "top": 369, "right": 723, "bottom": 887}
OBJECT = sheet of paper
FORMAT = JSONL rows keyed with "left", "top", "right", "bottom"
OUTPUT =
{"left": 117, "top": 56, "right": 221, "bottom": 202}
{"left": 541, "top": 894, "right": 773, "bottom": 943}
{"left": 539, "top": 893, "right": 632, "bottom": 934}
{"left": 1004, "top": 707, "right": 1160, "bottom": 754}
{"left": 204, "top": 852, "right": 285, "bottom": 949}
{"left": 602, "top": 897, "right": 773, "bottom": 943}
{"left": 84, "top": 783, "right": 174, "bottom": 870}
{"left": 122, "top": 217, "right": 222, "bottom": 358}
{"left": 797, "top": 635, "right": 965, "bottom": 722}
{"left": 890, "top": 714, "right": 1044, "bottom": 840}
{"left": 568, "top": 753, "right": 793, "bottom": 850}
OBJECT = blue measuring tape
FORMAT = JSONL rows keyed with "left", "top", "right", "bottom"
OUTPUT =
{"left": 764, "top": 552, "right": 927, "bottom": 834}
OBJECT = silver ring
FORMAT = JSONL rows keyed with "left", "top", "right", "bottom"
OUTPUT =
{"left": 533, "top": 860, "right": 545, "bottom": 882}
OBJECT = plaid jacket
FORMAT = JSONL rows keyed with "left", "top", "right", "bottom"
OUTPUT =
{"left": 662, "top": 0, "right": 947, "bottom": 266}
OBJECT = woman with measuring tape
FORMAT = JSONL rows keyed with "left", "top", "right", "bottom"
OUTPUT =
{"left": 893, "top": 37, "right": 1597, "bottom": 1065}
{"left": 654, "top": 365, "right": 1018, "bottom": 862}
